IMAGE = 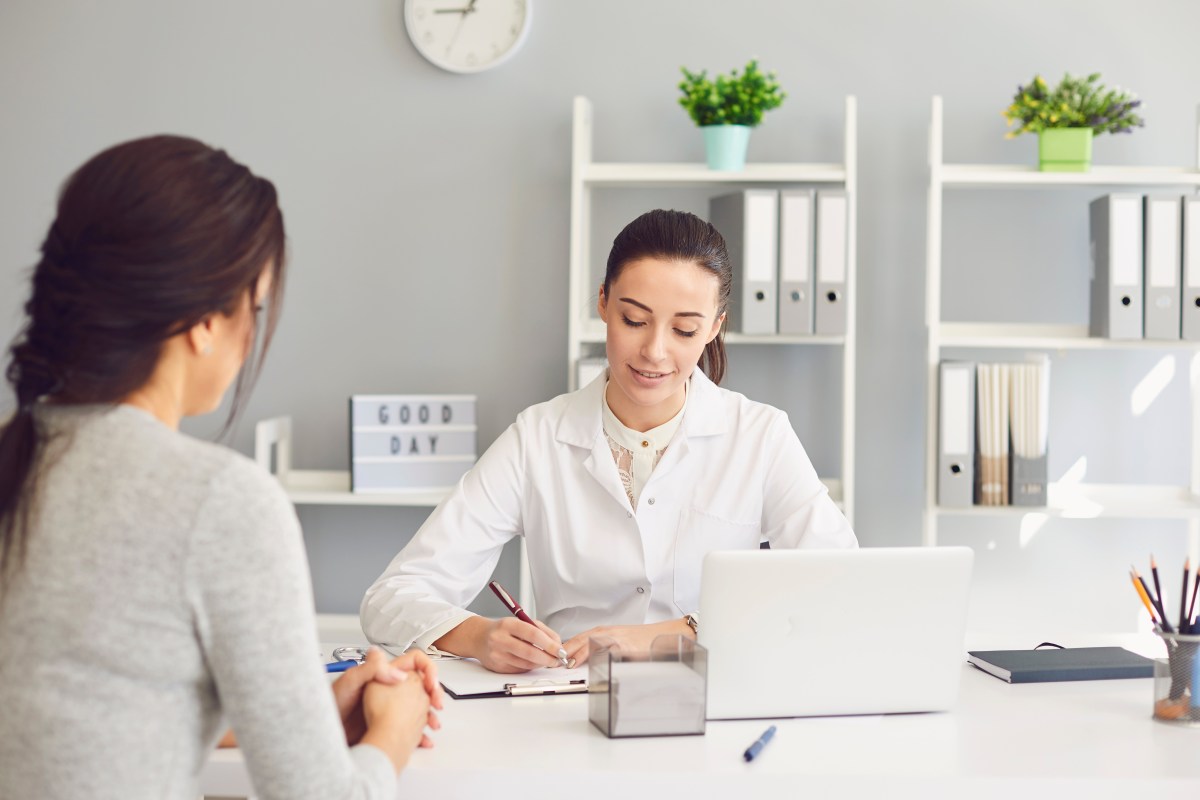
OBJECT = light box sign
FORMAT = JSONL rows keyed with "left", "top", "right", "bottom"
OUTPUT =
{"left": 350, "top": 395, "right": 477, "bottom": 493}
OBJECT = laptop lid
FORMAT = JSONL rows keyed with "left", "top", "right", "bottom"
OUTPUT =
{"left": 698, "top": 546, "right": 973, "bottom": 719}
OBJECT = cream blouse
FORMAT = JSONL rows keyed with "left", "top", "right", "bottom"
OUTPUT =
{"left": 601, "top": 382, "right": 687, "bottom": 509}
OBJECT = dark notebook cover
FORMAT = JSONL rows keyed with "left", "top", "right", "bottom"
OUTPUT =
{"left": 966, "top": 647, "right": 1154, "bottom": 683}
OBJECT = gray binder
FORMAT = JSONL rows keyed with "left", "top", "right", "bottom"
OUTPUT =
{"left": 1143, "top": 195, "right": 1182, "bottom": 340}
{"left": 814, "top": 190, "right": 849, "bottom": 335}
{"left": 937, "top": 361, "right": 975, "bottom": 508}
{"left": 1184, "top": 196, "right": 1200, "bottom": 341}
{"left": 709, "top": 190, "right": 778, "bottom": 334}
{"left": 777, "top": 189, "right": 815, "bottom": 334}
{"left": 1088, "top": 194, "right": 1143, "bottom": 340}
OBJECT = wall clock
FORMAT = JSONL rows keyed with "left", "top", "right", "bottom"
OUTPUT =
{"left": 404, "top": 0, "right": 532, "bottom": 74}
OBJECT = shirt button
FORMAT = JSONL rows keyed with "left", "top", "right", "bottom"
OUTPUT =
{"left": 647, "top": 497, "right": 655, "bottom": 505}
{"left": 637, "top": 587, "right": 645, "bottom": 594}
{"left": 641, "top": 440, "right": 650, "bottom": 448}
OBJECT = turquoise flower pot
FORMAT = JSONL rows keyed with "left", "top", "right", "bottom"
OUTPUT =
{"left": 702, "top": 125, "right": 751, "bottom": 171}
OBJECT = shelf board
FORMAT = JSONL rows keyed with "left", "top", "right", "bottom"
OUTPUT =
{"left": 934, "top": 483, "right": 1200, "bottom": 520}
{"left": 576, "top": 319, "right": 845, "bottom": 346}
{"left": 581, "top": 162, "right": 846, "bottom": 186}
{"left": 939, "top": 164, "right": 1200, "bottom": 188}
{"left": 275, "top": 470, "right": 450, "bottom": 507}
{"left": 935, "top": 323, "right": 1200, "bottom": 350}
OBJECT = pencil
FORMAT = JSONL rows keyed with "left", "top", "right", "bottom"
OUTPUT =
{"left": 1151, "top": 555, "right": 1166, "bottom": 618}
{"left": 1180, "top": 559, "right": 1191, "bottom": 634}
{"left": 1134, "top": 565, "right": 1173, "bottom": 634}
{"left": 1188, "top": 571, "right": 1200, "bottom": 631}
{"left": 1130, "top": 570, "right": 1160, "bottom": 627}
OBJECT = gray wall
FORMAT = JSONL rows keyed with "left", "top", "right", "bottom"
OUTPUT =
{"left": 2, "top": 0, "right": 1198, "bottom": 635}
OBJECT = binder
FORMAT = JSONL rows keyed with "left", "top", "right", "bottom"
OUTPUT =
{"left": 937, "top": 361, "right": 975, "bottom": 508}
{"left": 777, "top": 189, "right": 815, "bottom": 335}
{"left": 814, "top": 190, "right": 849, "bottom": 335}
{"left": 709, "top": 190, "right": 778, "bottom": 334}
{"left": 1009, "top": 357, "right": 1050, "bottom": 507}
{"left": 975, "top": 363, "right": 1010, "bottom": 506}
{"left": 966, "top": 647, "right": 1153, "bottom": 684}
{"left": 1143, "top": 195, "right": 1183, "bottom": 340}
{"left": 1088, "top": 193, "right": 1143, "bottom": 340}
{"left": 1182, "top": 196, "right": 1200, "bottom": 341}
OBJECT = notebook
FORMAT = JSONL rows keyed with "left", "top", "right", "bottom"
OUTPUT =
{"left": 966, "top": 647, "right": 1154, "bottom": 683}
{"left": 698, "top": 546, "right": 974, "bottom": 719}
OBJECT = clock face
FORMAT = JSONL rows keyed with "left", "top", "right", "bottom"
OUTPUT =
{"left": 404, "top": 0, "right": 532, "bottom": 74}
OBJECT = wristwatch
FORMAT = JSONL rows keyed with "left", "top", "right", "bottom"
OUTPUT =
{"left": 684, "top": 612, "right": 699, "bottom": 636}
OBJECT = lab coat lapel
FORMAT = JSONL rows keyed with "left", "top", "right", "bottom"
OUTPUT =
{"left": 555, "top": 372, "right": 632, "bottom": 511}
{"left": 650, "top": 369, "right": 727, "bottom": 480}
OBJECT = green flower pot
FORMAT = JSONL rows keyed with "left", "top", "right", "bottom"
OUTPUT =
{"left": 1037, "top": 128, "right": 1094, "bottom": 172}
{"left": 702, "top": 124, "right": 751, "bottom": 171}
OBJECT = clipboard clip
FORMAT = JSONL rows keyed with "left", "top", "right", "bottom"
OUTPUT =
{"left": 504, "top": 679, "right": 588, "bottom": 696}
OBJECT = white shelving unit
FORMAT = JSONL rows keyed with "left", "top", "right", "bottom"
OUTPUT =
{"left": 923, "top": 95, "right": 1200, "bottom": 550}
{"left": 567, "top": 96, "right": 858, "bottom": 522}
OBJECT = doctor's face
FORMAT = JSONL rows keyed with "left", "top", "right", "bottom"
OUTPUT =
{"left": 597, "top": 257, "right": 724, "bottom": 432}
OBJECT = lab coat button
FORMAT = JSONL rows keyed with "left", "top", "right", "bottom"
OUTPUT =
{"left": 626, "top": 511, "right": 633, "bottom": 519}
{"left": 636, "top": 586, "right": 645, "bottom": 594}
{"left": 647, "top": 497, "right": 655, "bottom": 505}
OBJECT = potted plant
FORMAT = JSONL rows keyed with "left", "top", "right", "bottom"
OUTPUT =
{"left": 678, "top": 59, "right": 786, "bottom": 171}
{"left": 1002, "top": 72, "right": 1144, "bottom": 172}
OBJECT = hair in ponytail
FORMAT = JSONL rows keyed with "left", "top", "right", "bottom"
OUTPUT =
{"left": 0, "top": 135, "right": 286, "bottom": 577}
{"left": 602, "top": 209, "right": 731, "bottom": 384}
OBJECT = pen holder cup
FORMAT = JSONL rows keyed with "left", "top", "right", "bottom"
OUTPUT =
{"left": 588, "top": 634, "right": 707, "bottom": 738}
{"left": 1152, "top": 631, "right": 1200, "bottom": 727}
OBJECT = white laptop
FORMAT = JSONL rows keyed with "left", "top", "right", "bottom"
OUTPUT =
{"left": 698, "top": 546, "right": 973, "bottom": 719}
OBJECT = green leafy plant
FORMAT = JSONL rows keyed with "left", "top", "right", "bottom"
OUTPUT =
{"left": 678, "top": 59, "right": 786, "bottom": 127}
{"left": 1003, "top": 72, "right": 1143, "bottom": 138}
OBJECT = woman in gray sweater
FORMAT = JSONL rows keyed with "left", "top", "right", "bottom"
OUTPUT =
{"left": 0, "top": 135, "right": 442, "bottom": 799}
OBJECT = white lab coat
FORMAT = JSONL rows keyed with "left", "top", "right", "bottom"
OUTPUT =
{"left": 360, "top": 369, "right": 856, "bottom": 652}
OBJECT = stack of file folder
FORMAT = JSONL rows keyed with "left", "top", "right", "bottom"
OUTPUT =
{"left": 1089, "top": 193, "right": 1200, "bottom": 341}
{"left": 709, "top": 188, "right": 849, "bottom": 336}
{"left": 937, "top": 357, "right": 1050, "bottom": 508}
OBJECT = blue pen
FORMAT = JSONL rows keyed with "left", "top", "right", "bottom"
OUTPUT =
{"left": 325, "top": 660, "right": 357, "bottom": 673}
{"left": 743, "top": 724, "right": 776, "bottom": 762}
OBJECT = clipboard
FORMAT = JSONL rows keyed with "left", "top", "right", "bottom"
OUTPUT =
{"left": 435, "top": 657, "right": 589, "bottom": 699}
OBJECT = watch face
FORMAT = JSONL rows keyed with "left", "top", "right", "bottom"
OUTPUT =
{"left": 404, "top": 0, "right": 532, "bottom": 74}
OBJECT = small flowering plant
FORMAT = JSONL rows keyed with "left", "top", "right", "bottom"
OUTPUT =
{"left": 678, "top": 59, "right": 786, "bottom": 127}
{"left": 1003, "top": 73, "right": 1143, "bottom": 138}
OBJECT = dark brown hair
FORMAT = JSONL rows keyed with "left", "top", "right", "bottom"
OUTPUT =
{"left": 0, "top": 134, "right": 286, "bottom": 575}
{"left": 603, "top": 209, "right": 731, "bottom": 384}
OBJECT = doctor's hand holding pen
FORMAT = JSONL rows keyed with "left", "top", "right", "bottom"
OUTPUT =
{"left": 431, "top": 581, "right": 570, "bottom": 673}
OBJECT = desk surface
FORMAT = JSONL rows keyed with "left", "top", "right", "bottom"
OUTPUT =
{"left": 202, "top": 637, "right": 1200, "bottom": 800}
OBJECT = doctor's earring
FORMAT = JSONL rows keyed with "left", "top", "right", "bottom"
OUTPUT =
{"left": 201, "top": 343, "right": 213, "bottom": 356}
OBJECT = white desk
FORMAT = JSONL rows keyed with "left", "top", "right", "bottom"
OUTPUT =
{"left": 202, "top": 641, "right": 1200, "bottom": 800}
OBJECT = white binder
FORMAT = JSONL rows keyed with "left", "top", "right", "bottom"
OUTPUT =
{"left": 1088, "top": 194, "right": 1144, "bottom": 340}
{"left": 937, "top": 361, "right": 975, "bottom": 508}
{"left": 1143, "top": 195, "right": 1182, "bottom": 340}
{"left": 709, "top": 190, "right": 778, "bottom": 334}
{"left": 814, "top": 190, "right": 849, "bottom": 335}
{"left": 777, "top": 189, "right": 815, "bottom": 335}
{"left": 1181, "top": 196, "right": 1200, "bottom": 341}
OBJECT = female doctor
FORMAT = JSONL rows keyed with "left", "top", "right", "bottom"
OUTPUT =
{"left": 361, "top": 209, "right": 856, "bottom": 673}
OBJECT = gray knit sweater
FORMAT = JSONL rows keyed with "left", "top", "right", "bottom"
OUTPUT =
{"left": 0, "top": 404, "right": 396, "bottom": 799}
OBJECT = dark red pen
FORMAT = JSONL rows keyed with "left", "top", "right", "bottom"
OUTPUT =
{"left": 489, "top": 580, "right": 569, "bottom": 667}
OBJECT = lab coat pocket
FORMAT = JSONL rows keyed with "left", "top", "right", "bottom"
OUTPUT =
{"left": 672, "top": 506, "right": 761, "bottom": 613}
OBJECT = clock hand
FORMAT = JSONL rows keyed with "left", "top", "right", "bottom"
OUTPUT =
{"left": 443, "top": 0, "right": 477, "bottom": 55}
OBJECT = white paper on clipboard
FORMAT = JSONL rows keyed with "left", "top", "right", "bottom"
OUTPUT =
{"left": 436, "top": 657, "right": 589, "bottom": 699}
